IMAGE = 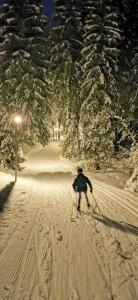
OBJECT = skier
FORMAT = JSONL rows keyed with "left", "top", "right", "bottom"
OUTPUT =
{"left": 72, "top": 168, "right": 93, "bottom": 211}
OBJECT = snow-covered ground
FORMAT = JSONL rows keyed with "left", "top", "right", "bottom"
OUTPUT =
{"left": 0, "top": 142, "right": 137, "bottom": 300}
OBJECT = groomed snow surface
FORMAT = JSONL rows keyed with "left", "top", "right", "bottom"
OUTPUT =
{"left": 0, "top": 142, "right": 137, "bottom": 300}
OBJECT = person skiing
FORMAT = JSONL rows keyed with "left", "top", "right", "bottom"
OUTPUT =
{"left": 72, "top": 168, "right": 93, "bottom": 211}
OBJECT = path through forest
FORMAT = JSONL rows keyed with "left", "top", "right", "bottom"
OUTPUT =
{"left": 0, "top": 142, "right": 137, "bottom": 300}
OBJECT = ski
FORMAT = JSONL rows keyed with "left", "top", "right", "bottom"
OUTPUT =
{"left": 69, "top": 202, "right": 84, "bottom": 221}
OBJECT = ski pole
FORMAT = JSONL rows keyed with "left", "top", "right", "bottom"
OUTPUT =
{"left": 92, "top": 193, "right": 103, "bottom": 216}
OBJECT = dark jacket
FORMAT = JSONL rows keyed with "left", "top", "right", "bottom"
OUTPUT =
{"left": 72, "top": 173, "right": 92, "bottom": 192}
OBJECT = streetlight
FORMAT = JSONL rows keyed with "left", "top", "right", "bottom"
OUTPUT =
{"left": 14, "top": 114, "right": 22, "bottom": 182}
{"left": 14, "top": 115, "right": 22, "bottom": 125}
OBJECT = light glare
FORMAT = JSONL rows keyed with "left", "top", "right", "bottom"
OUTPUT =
{"left": 14, "top": 115, "right": 22, "bottom": 124}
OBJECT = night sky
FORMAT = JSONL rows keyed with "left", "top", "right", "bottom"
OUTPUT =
{"left": 43, "top": 0, "right": 54, "bottom": 15}
{"left": 0, "top": 0, "right": 54, "bottom": 15}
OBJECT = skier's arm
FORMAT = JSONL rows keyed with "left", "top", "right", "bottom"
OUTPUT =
{"left": 86, "top": 177, "right": 93, "bottom": 193}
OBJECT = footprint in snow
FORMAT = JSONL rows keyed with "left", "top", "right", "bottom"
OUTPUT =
{"left": 57, "top": 232, "right": 63, "bottom": 241}
{"left": 70, "top": 289, "right": 79, "bottom": 300}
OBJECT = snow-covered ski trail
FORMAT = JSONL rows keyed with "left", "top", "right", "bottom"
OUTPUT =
{"left": 94, "top": 182, "right": 138, "bottom": 218}
{"left": 0, "top": 180, "right": 52, "bottom": 300}
{"left": 0, "top": 142, "right": 137, "bottom": 300}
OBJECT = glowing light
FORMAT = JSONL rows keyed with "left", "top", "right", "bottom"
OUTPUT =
{"left": 14, "top": 115, "right": 22, "bottom": 124}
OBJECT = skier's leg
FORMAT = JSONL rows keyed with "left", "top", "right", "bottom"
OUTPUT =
{"left": 84, "top": 191, "right": 90, "bottom": 208}
{"left": 77, "top": 192, "right": 81, "bottom": 210}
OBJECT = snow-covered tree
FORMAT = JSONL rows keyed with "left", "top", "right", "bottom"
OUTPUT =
{"left": 62, "top": 63, "right": 82, "bottom": 158}
{"left": 113, "top": 0, "right": 138, "bottom": 153}
{"left": 126, "top": 0, "right": 138, "bottom": 136}
{"left": 125, "top": 145, "right": 138, "bottom": 192}
{"left": 80, "top": 95, "right": 114, "bottom": 168}
{"left": 0, "top": 0, "right": 52, "bottom": 168}
{"left": 80, "top": 0, "right": 121, "bottom": 167}
{"left": 50, "top": 0, "right": 83, "bottom": 157}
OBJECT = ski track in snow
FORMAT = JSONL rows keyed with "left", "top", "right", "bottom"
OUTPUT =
{"left": 0, "top": 143, "right": 137, "bottom": 300}
{"left": 93, "top": 181, "right": 138, "bottom": 218}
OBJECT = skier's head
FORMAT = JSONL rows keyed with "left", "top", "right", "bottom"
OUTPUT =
{"left": 77, "top": 168, "right": 83, "bottom": 174}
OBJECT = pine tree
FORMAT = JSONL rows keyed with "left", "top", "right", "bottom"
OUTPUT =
{"left": 80, "top": 0, "right": 121, "bottom": 167}
{"left": 115, "top": 0, "right": 138, "bottom": 152}
{"left": 51, "top": 0, "right": 83, "bottom": 157}
{"left": 80, "top": 99, "right": 114, "bottom": 168}
{"left": 0, "top": 0, "right": 51, "bottom": 168}
{"left": 126, "top": 0, "right": 138, "bottom": 135}
{"left": 62, "top": 63, "right": 82, "bottom": 158}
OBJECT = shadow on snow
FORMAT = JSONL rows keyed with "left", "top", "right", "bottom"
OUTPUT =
{"left": 84, "top": 210, "right": 138, "bottom": 236}
{"left": 0, "top": 182, "right": 15, "bottom": 212}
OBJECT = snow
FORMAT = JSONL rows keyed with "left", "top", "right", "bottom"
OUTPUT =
{"left": 0, "top": 142, "right": 137, "bottom": 299}
{"left": 21, "top": 143, "right": 75, "bottom": 175}
{"left": 7, "top": 18, "right": 15, "bottom": 24}
{"left": 12, "top": 50, "right": 30, "bottom": 58}
{"left": 125, "top": 167, "right": 138, "bottom": 192}
{"left": 0, "top": 50, "right": 6, "bottom": 55}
